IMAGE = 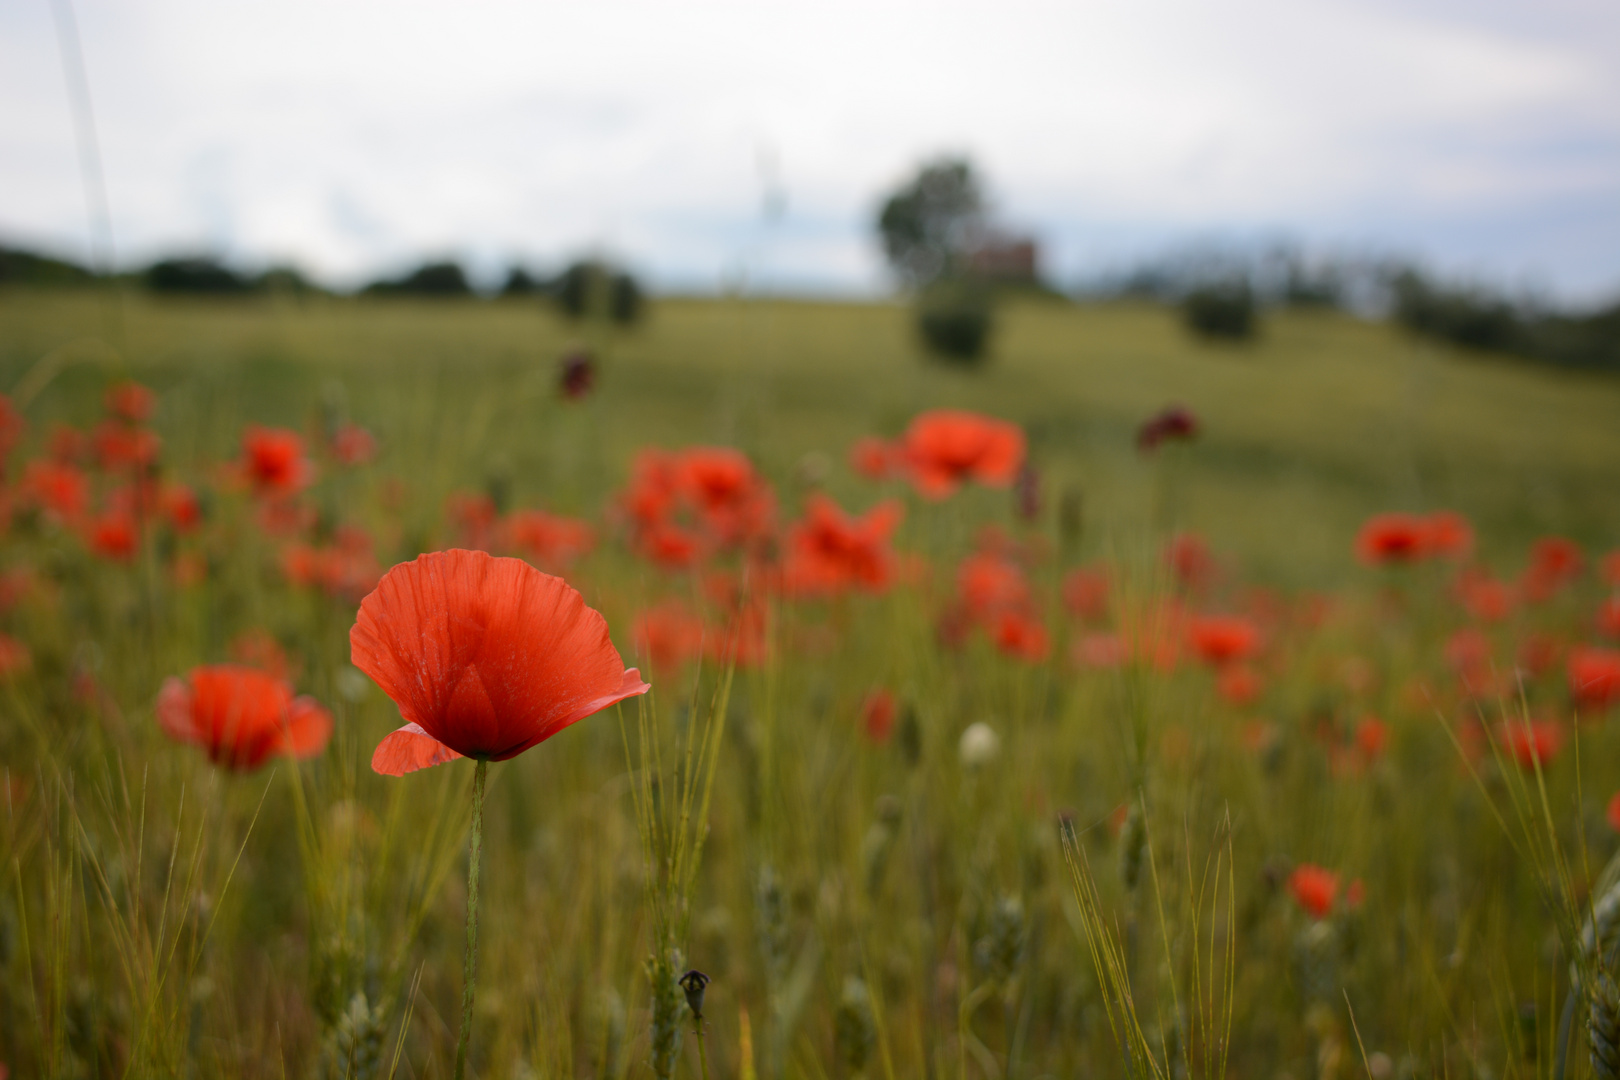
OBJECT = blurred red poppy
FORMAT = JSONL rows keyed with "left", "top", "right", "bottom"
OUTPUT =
{"left": 1060, "top": 567, "right": 1110, "bottom": 623}
{"left": 87, "top": 511, "right": 139, "bottom": 562}
{"left": 850, "top": 436, "right": 899, "bottom": 480}
{"left": 105, "top": 380, "right": 155, "bottom": 423}
{"left": 0, "top": 633, "right": 31, "bottom": 677}
{"left": 1569, "top": 646, "right": 1620, "bottom": 710}
{"left": 1608, "top": 792, "right": 1620, "bottom": 833}
{"left": 1136, "top": 405, "right": 1198, "bottom": 452}
{"left": 503, "top": 510, "right": 595, "bottom": 570}
{"left": 1164, "top": 533, "right": 1214, "bottom": 592}
{"left": 1523, "top": 536, "right": 1583, "bottom": 601}
{"left": 157, "top": 665, "right": 332, "bottom": 771}
{"left": 23, "top": 460, "right": 89, "bottom": 521}
{"left": 353, "top": 550, "right": 649, "bottom": 775}
{"left": 1422, "top": 511, "right": 1473, "bottom": 559}
{"left": 781, "top": 495, "right": 903, "bottom": 595}
{"left": 1289, "top": 865, "right": 1338, "bottom": 919}
{"left": 330, "top": 423, "right": 377, "bottom": 466}
{"left": 1500, "top": 718, "right": 1565, "bottom": 770}
{"left": 161, "top": 483, "right": 202, "bottom": 533}
{"left": 899, "top": 410, "right": 1025, "bottom": 499}
{"left": 1216, "top": 664, "right": 1262, "bottom": 706}
{"left": 240, "top": 426, "right": 313, "bottom": 497}
{"left": 992, "top": 609, "right": 1050, "bottom": 662}
{"left": 1356, "top": 514, "right": 1427, "bottom": 565}
{"left": 1355, "top": 716, "right": 1388, "bottom": 760}
{"left": 92, "top": 420, "right": 161, "bottom": 471}
{"left": 0, "top": 394, "right": 25, "bottom": 462}
{"left": 1598, "top": 598, "right": 1620, "bottom": 639}
{"left": 632, "top": 601, "right": 706, "bottom": 673}
{"left": 861, "top": 688, "right": 897, "bottom": 743}
{"left": 678, "top": 447, "right": 775, "bottom": 547}
{"left": 1187, "top": 615, "right": 1261, "bottom": 667}
{"left": 1455, "top": 570, "right": 1513, "bottom": 622}
{"left": 957, "top": 552, "right": 1030, "bottom": 618}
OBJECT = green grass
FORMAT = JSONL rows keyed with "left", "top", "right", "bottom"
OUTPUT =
{"left": 0, "top": 288, "right": 1618, "bottom": 1078}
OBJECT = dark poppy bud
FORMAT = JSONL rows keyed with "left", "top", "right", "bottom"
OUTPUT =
{"left": 1136, "top": 405, "right": 1199, "bottom": 452}
{"left": 559, "top": 347, "right": 596, "bottom": 401}
{"left": 678, "top": 969, "right": 709, "bottom": 1019}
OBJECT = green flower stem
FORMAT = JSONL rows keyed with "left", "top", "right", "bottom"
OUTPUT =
{"left": 453, "top": 758, "right": 489, "bottom": 1080}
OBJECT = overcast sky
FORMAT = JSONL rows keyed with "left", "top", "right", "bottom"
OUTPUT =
{"left": 3, "top": 0, "right": 1618, "bottom": 299}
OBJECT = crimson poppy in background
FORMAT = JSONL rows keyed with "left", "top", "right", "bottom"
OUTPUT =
{"left": 678, "top": 447, "right": 775, "bottom": 547}
{"left": 861, "top": 688, "right": 897, "bottom": 743}
{"left": 87, "top": 511, "right": 139, "bottom": 562}
{"left": 1355, "top": 716, "right": 1389, "bottom": 760}
{"left": 157, "top": 664, "right": 332, "bottom": 771}
{"left": 330, "top": 423, "right": 378, "bottom": 467}
{"left": 0, "top": 394, "right": 25, "bottom": 463}
{"left": 992, "top": 609, "right": 1050, "bottom": 662}
{"left": 1216, "top": 664, "right": 1262, "bottom": 706}
{"left": 0, "top": 633, "right": 31, "bottom": 677}
{"left": 1356, "top": 513, "right": 1427, "bottom": 565}
{"left": 1187, "top": 614, "right": 1261, "bottom": 667}
{"left": 1060, "top": 566, "right": 1110, "bottom": 623}
{"left": 1607, "top": 792, "right": 1620, "bottom": 833}
{"left": 1569, "top": 646, "right": 1620, "bottom": 711}
{"left": 899, "top": 410, "right": 1025, "bottom": 499}
{"left": 1523, "top": 536, "right": 1584, "bottom": 601}
{"left": 632, "top": 601, "right": 706, "bottom": 673}
{"left": 1136, "top": 405, "right": 1199, "bottom": 452}
{"left": 446, "top": 491, "right": 498, "bottom": 550}
{"left": 1597, "top": 598, "right": 1620, "bottom": 639}
{"left": 503, "top": 510, "right": 595, "bottom": 570}
{"left": 849, "top": 436, "right": 899, "bottom": 481}
{"left": 23, "top": 460, "right": 89, "bottom": 521}
{"left": 353, "top": 550, "right": 649, "bottom": 776}
{"left": 1500, "top": 718, "right": 1565, "bottom": 770}
{"left": 781, "top": 494, "right": 903, "bottom": 595}
{"left": 1455, "top": 570, "right": 1513, "bottom": 623}
{"left": 239, "top": 425, "right": 313, "bottom": 497}
{"left": 105, "top": 380, "right": 155, "bottom": 423}
{"left": 91, "top": 421, "right": 162, "bottom": 472}
{"left": 558, "top": 347, "right": 595, "bottom": 400}
{"left": 1164, "top": 533, "right": 1215, "bottom": 592}
{"left": 1288, "top": 865, "right": 1339, "bottom": 919}
{"left": 161, "top": 483, "right": 202, "bottom": 533}
{"left": 1422, "top": 511, "right": 1474, "bottom": 559}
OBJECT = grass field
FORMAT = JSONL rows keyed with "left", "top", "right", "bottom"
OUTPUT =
{"left": 2, "top": 288, "right": 1620, "bottom": 1078}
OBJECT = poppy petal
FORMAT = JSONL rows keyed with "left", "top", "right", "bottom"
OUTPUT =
{"left": 156, "top": 676, "right": 198, "bottom": 743}
{"left": 283, "top": 697, "right": 334, "bottom": 760}
{"left": 372, "top": 722, "right": 464, "bottom": 776}
{"left": 491, "top": 667, "right": 651, "bottom": 761}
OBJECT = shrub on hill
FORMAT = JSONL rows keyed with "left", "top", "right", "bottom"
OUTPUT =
{"left": 362, "top": 261, "right": 472, "bottom": 297}
{"left": 0, "top": 245, "right": 96, "bottom": 287}
{"left": 145, "top": 256, "right": 252, "bottom": 294}
{"left": 554, "top": 261, "right": 644, "bottom": 325}
{"left": 1182, "top": 280, "right": 1257, "bottom": 341}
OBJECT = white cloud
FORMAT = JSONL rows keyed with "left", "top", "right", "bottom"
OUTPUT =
{"left": 1, "top": 0, "right": 1616, "bottom": 296}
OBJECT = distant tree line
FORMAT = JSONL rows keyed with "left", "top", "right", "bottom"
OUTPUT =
{"left": 0, "top": 244, "right": 645, "bottom": 325}
{"left": 1086, "top": 245, "right": 1620, "bottom": 370}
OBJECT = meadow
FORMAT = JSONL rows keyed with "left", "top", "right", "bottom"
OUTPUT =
{"left": 2, "top": 288, "right": 1620, "bottom": 1078}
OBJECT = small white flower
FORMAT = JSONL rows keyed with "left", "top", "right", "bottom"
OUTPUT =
{"left": 959, "top": 722, "right": 1000, "bottom": 768}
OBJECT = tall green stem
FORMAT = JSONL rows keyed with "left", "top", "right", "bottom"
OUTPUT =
{"left": 453, "top": 758, "right": 489, "bottom": 1080}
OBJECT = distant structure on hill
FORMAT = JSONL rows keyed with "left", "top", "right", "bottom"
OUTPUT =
{"left": 966, "top": 233, "right": 1040, "bottom": 286}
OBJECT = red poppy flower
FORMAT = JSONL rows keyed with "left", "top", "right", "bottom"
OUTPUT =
{"left": 1216, "top": 664, "right": 1262, "bottom": 706}
{"left": 1522, "top": 536, "right": 1583, "bottom": 601}
{"left": 240, "top": 425, "right": 313, "bottom": 497}
{"left": 1608, "top": 792, "right": 1620, "bottom": 833}
{"left": 632, "top": 601, "right": 707, "bottom": 672}
{"left": 1289, "top": 865, "right": 1339, "bottom": 919}
{"left": 502, "top": 510, "right": 596, "bottom": 570}
{"left": 899, "top": 410, "right": 1026, "bottom": 499}
{"left": 105, "top": 380, "right": 155, "bottom": 423}
{"left": 91, "top": 421, "right": 162, "bottom": 471}
{"left": 957, "top": 552, "right": 1030, "bottom": 618}
{"left": 161, "top": 483, "right": 202, "bottom": 533}
{"left": 157, "top": 665, "right": 332, "bottom": 771}
{"left": 1598, "top": 598, "right": 1620, "bottom": 640}
{"left": 1455, "top": 571, "right": 1513, "bottom": 622}
{"left": 1517, "top": 633, "right": 1561, "bottom": 678}
{"left": 1356, "top": 513, "right": 1427, "bottom": 565}
{"left": 1569, "top": 646, "right": 1620, "bottom": 710}
{"left": 1187, "top": 615, "right": 1261, "bottom": 667}
{"left": 330, "top": 423, "right": 378, "bottom": 467}
{"left": 678, "top": 447, "right": 775, "bottom": 546}
{"left": 849, "top": 436, "right": 899, "bottom": 480}
{"left": 1355, "top": 716, "right": 1388, "bottom": 760}
{"left": 781, "top": 495, "right": 903, "bottom": 595}
{"left": 1422, "top": 511, "right": 1474, "bottom": 559}
{"left": 353, "top": 550, "right": 649, "bottom": 776}
{"left": 23, "top": 460, "right": 89, "bottom": 521}
{"left": 641, "top": 522, "right": 706, "bottom": 570}
{"left": 87, "top": 511, "right": 139, "bottom": 562}
{"left": 1164, "top": 533, "right": 1215, "bottom": 592}
{"left": 558, "top": 348, "right": 595, "bottom": 400}
{"left": 1136, "top": 405, "right": 1199, "bottom": 452}
{"left": 0, "top": 633, "right": 31, "bottom": 677}
{"left": 1500, "top": 718, "right": 1564, "bottom": 770}
{"left": 1061, "top": 567, "right": 1110, "bottom": 623}
{"left": 861, "top": 688, "right": 897, "bottom": 743}
{"left": 992, "top": 609, "right": 1050, "bottom": 662}
{"left": 0, "top": 393, "right": 25, "bottom": 462}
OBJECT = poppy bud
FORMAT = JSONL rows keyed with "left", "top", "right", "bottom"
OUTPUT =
{"left": 678, "top": 969, "right": 709, "bottom": 1020}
